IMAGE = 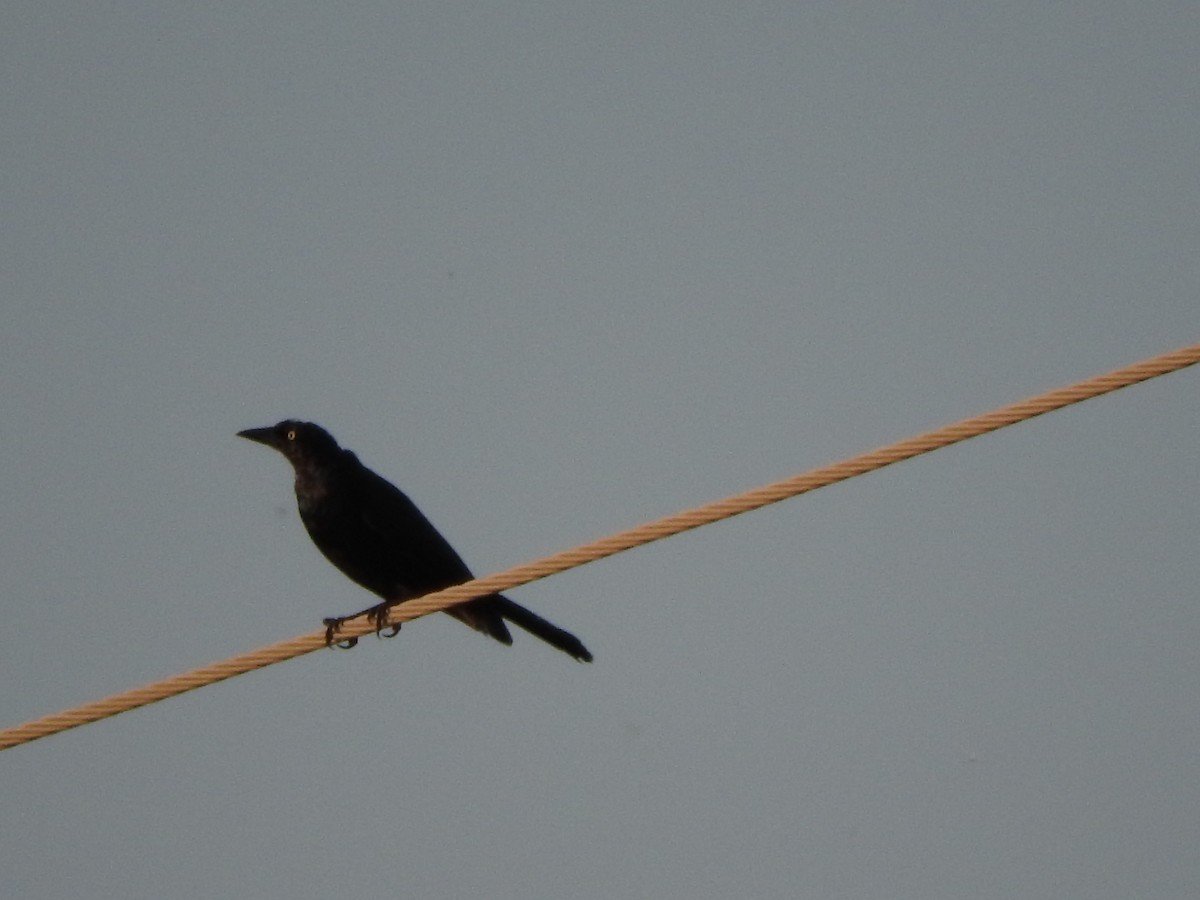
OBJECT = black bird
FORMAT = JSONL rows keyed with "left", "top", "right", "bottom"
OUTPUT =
{"left": 238, "top": 420, "right": 592, "bottom": 662}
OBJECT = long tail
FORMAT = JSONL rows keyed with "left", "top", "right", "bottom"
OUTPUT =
{"left": 494, "top": 596, "right": 593, "bottom": 663}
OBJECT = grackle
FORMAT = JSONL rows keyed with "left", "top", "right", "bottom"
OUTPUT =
{"left": 238, "top": 420, "right": 592, "bottom": 662}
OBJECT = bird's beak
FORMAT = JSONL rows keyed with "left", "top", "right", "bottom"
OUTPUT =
{"left": 237, "top": 426, "right": 279, "bottom": 448}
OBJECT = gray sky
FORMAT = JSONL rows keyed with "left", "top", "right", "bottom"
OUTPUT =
{"left": 3, "top": 3, "right": 1198, "bottom": 898}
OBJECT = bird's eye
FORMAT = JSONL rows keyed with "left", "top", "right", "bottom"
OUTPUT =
{"left": 286, "top": 429, "right": 297, "bottom": 441}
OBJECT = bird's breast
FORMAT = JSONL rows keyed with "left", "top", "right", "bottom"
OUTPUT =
{"left": 293, "top": 469, "right": 329, "bottom": 513}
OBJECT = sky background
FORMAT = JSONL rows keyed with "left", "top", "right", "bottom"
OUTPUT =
{"left": 3, "top": 3, "right": 1198, "bottom": 898}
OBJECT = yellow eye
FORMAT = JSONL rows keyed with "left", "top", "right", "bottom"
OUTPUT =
{"left": 286, "top": 429, "right": 297, "bottom": 441}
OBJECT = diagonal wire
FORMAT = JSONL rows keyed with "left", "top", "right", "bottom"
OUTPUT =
{"left": 2, "top": 341, "right": 1198, "bottom": 751}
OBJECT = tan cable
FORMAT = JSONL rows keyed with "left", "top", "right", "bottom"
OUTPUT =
{"left": 3, "top": 341, "right": 1198, "bottom": 750}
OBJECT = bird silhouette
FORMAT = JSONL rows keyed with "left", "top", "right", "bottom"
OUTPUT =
{"left": 239, "top": 420, "right": 592, "bottom": 662}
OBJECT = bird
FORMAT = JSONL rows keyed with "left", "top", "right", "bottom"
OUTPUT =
{"left": 237, "top": 420, "right": 592, "bottom": 662}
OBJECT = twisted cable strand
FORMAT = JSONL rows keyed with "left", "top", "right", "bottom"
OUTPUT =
{"left": 2, "top": 342, "right": 1197, "bottom": 750}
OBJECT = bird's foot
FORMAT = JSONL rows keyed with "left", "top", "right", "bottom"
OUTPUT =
{"left": 322, "top": 617, "right": 359, "bottom": 649}
{"left": 366, "top": 603, "right": 402, "bottom": 638}
{"left": 322, "top": 604, "right": 400, "bottom": 647}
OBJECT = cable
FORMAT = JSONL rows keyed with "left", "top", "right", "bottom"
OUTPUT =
{"left": 2, "top": 341, "right": 1197, "bottom": 751}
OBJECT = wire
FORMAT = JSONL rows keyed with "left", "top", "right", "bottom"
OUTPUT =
{"left": 2, "top": 341, "right": 1197, "bottom": 751}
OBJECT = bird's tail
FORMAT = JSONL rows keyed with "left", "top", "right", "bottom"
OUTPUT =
{"left": 494, "top": 596, "right": 593, "bottom": 663}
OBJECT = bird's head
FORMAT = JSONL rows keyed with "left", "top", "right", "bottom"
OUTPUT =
{"left": 237, "top": 420, "right": 343, "bottom": 468}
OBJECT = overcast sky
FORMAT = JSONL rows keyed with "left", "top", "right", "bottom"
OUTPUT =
{"left": 3, "top": 3, "right": 1198, "bottom": 898}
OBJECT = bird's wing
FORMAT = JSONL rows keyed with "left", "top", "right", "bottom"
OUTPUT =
{"left": 348, "top": 465, "right": 476, "bottom": 593}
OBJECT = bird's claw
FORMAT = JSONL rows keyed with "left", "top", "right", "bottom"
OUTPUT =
{"left": 322, "top": 617, "right": 358, "bottom": 649}
{"left": 322, "top": 604, "right": 399, "bottom": 648}
{"left": 366, "top": 603, "right": 400, "bottom": 638}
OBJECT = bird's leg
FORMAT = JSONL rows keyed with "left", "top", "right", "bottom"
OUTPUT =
{"left": 322, "top": 617, "right": 359, "bottom": 649}
{"left": 322, "top": 603, "right": 400, "bottom": 648}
